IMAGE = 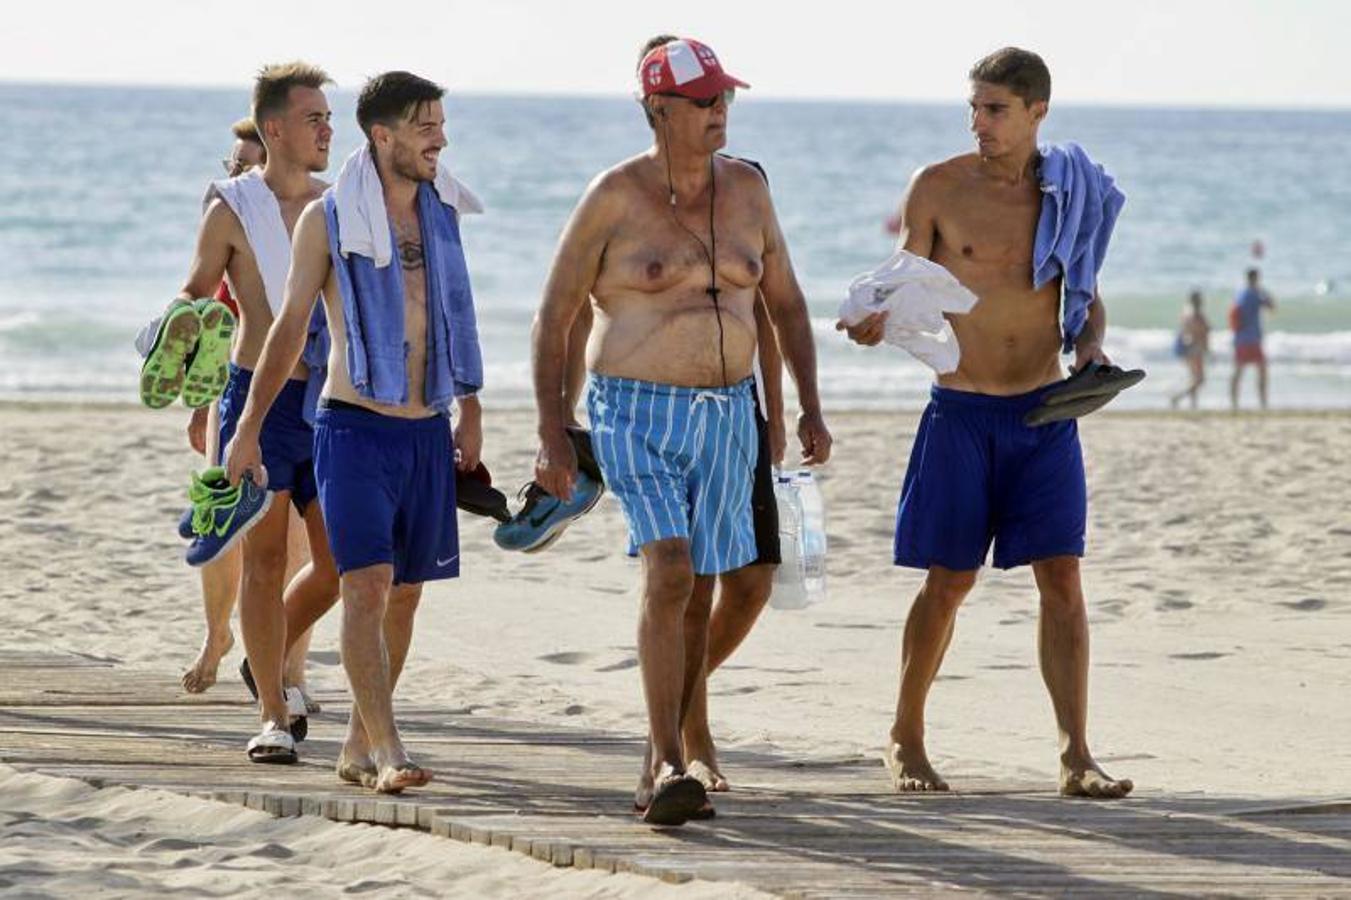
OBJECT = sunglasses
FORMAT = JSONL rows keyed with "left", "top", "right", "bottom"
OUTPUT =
{"left": 659, "top": 88, "right": 735, "bottom": 109}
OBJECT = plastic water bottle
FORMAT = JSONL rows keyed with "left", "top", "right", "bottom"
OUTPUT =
{"left": 795, "top": 470, "right": 828, "bottom": 606}
{"left": 770, "top": 470, "right": 827, "bottom": 609}
{"left": 770, "top": 473, "right": 808, "bottom": 610}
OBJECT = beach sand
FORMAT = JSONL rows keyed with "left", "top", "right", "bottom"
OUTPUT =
{"left": 1, "top": 403, "right": 1348, "bottom": 894}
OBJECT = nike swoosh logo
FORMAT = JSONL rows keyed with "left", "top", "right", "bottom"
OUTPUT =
{"left": 528, "top": 498, "right": 560, "bottom": 528}
{"left": 436, "top": 554, "right": 459, "bottom": 567}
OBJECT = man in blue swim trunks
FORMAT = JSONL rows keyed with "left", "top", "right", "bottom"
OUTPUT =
{"left": 174, "top": 63, "right": 340, "bottom": 764}
{"left": 842, "top": 48, "right": 1133, "bottom": 799}
{"left": 227, "top": 71, "right": 484, "bottom": 794}
{"left": 532, "top": 37, "right": 830, "bottom": 825}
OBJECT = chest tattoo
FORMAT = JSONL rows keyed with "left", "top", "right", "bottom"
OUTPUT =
{"left": 398, "top": 239, "right": 424, "bottom": 272}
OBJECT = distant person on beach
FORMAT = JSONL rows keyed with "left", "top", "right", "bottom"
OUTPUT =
{"left": 1230, "top": 267, "right": 1275, "bottom": 410}
{"left": 1169, "top": 289, "right": 1210, "bottom": 409}
{"left": 530, "top": 36, "right": 830, "bottom": 825}
{"left": 226, "top": 71, "right": 485, "bottom": 794}
{"left": 176, "top": 62, "right": 340, "bottom": 765}
{"left": 841, "top": 47, "right": 1133, "bottom": 799}
{"left": 178, "top": 117, "right": 319, "bottom": 717}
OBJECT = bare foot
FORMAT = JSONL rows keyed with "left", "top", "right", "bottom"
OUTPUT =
{"left": 1061, "top": 755, "right": 1133, "bottom": 799}
{"left": 633, "top": 741, "right": 654, "bottom": 812}
{"left": 374, "top": 761, "right": 433, "bottom": 794}
{"left": 336, "top": 755, "right": 377, "bottom": 788}
{"left": 884, "top": 741, "right": 949, "bottom": 792}
{"left": 682, "top": 726, "right": 729, "bottom": 792}
{"left": 180, "top": 630, "right": 234, "bottom": 694}
{"left": 687, "top": 759, "right": 728, "bottom": 793}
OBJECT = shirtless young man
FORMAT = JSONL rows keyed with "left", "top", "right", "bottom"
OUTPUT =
{"left": 227, "top": 71, "right": 484, "bottom": 793}
{"left": 841, "top": 48, "right": 1133, "bottom": 798}
{"left": 180, "top": 62, "right": 341, "bottom": 762}
{"left": 181, "top": 118, "right": 317, "bottom": 705}
{"left": 532, "top": 37, "right": 830, "bottom": 825}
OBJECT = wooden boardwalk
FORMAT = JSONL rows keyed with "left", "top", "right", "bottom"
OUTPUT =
{"left": 2, "top": 651, "right": 1348, "bottom": 897}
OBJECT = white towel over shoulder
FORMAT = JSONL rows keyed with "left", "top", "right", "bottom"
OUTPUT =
{"left": 332, "top": 144, "right": 484, "bottom": 268}
{"left": 838, "top": 249, "right": 979, "bottom": 374}
{"left": 203, "top": 170, "right": 292, "bottom": 314}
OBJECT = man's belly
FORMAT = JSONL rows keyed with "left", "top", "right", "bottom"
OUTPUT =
{"left": 939, "top": 314, "right": 1064, "bottom": 395}
{"left": 231, "top": 321, "right": 308, "bottom": 382}
{"left": 590, "top": 307, "right": 756, "bottom": 388}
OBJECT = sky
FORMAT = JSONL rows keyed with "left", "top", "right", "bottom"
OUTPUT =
{"left": 5, "top": 0, "right": 1348, "bottom": 108}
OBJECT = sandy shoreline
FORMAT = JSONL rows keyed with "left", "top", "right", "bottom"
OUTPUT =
{"left": 2, "top": 404, "right": 1348, "bottom": 893}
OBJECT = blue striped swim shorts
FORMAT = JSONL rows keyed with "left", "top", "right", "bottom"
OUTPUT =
{"left": 587, "top": 373, "right": 758, "bottom": 576}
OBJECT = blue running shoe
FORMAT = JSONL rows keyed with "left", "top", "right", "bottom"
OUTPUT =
{"left": 185, "top": 467, "right": 273, "bottom": 567}
{"left": 493, "top": 470, "right": 604, "bottom": 553}
{"left": 177, "top": 506, "right": 195, "bottom": 540}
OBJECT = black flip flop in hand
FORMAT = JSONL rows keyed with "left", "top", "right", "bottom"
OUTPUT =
{"left": 1024, "top": 361, "right": 1146, "bottom": 427}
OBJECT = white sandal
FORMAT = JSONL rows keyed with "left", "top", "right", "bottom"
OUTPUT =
{"left": 246, "top": 722, "right": 297, "bottom": 764}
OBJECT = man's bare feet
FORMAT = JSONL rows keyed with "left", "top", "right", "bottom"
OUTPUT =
{"left": 374, "top": 761, "right": 433, "bottom": 794}
{"left": 687, "top": 759, "right": 728, "bottom": 793}
{"left": 181, "top": 630, "right": 234, "bottom": 694}
{"left": 683, "top": 725, "right": 729, "bottom": 791}
{"left": 335, "top": 755, "right": 377, "bottom": 788}
{"left": 1061, "top": 754, "right": 1133, "bottom": 799}
{"left": 884, "top": 741, "right": 949, "bottom": 792}
{"left": 634, "top": 741, "right": 655, "bottom": 812}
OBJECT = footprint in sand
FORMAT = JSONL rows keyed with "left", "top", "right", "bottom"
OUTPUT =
{"left": 814, "top": 622, "right": 884, "bottom": 631}
{"left": 982, "top": 663, "right": 1030, "bottom": 671}
{"left": 538, "top": 651, "right": 592, "bottom": 665}
{"left": 595, "top": 657, "right": 638, "bottom": 672}
{"left": 1169, "top": 651, "right": 1229, "bottom": 661}
{"left": 1280, "top": 598, "right": 1327, "bottom": 612}
{"left": 1156, "top": 597, "right": 1193, "bottom": 612}
{"left": 563, "top": 704, "right": 586, "bottom": 715}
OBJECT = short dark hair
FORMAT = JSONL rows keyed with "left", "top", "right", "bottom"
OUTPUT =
{"left": 252, "top": 61, "right": 332, "bottom": 126}
{"left": 1246, "top": 267, "right": 1261, "bottom": 282}
{"left": 356, "top": 71, "right": 446, "bottom": 142}
{"left": 636, "top": 34, "right": 679, "bottom": 128}
{"left": 969, "top": 47, "right": 1051, "bottom": 107}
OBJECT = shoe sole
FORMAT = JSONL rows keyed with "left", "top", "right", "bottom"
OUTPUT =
{"left": 186, "top": 488, "right": 274, "bottom": 568}
{"left": 520, "top": 483, "right": 605, "bottom": 554}
{"left": 139, "top": 305, "right": 201, "bottom": 409}
{"left": 182, "top": 301, "right": 236, "bottom": 409}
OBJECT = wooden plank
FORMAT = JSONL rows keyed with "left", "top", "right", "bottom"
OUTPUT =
{"left": 2, "top": 660, "right": 1349, "bottom": 897}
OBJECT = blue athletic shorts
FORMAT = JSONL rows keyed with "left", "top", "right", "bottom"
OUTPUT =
{"left": 216, "top": 363, "right": 317, "bottom": 512}
{"left": 894, "top": 384, "right": 1087, "bottom": 571}
{"left": 313, "top": 401, "right": 459, "bottom": 585}
{"left": 587, "top": 374, "right": 758, "bottom": 576}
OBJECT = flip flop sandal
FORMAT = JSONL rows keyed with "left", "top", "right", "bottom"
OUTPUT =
{"left": 181, "top": 298, "right": 236, "bottom": 409}
{"left": 240, "top": 661, "right": 309, "bottom": 741}
{"left": 641, "top": 772, "right": 707, "bottom": 827}
{"left": 1024, "top": 390, "right": 1118, "bottom": 427}
{"left": 1041, "top": 361, "right": 1146, "bottom": 406}
{"left": 139, "top": 300, "right": 201, "bottom": 409}
{"left": 247, "top": 724, "right": 297, "bottom": 765}
{"left": 456, "top": 463, "right": 511, "bottom": 523}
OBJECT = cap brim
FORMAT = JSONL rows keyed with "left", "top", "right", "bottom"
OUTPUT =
{"left": 672, "top": 71, "right": 750, "bottom": 99}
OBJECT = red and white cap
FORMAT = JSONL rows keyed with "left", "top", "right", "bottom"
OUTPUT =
{"left": 639, "top": 38, "right": 749, "bottom": 99}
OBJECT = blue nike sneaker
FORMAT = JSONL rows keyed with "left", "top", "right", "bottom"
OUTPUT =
{"left": 493, "top": 470, "right": 604, "bottom": 553}
{"left": 177, "top": 506, "right": 195, "bottom": 540}
{"left": 185, "top": 467, "right": 273, "bottom": 567}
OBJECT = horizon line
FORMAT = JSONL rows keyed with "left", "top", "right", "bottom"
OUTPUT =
{"left": 2, "top": 77, "right": 1348, "bottom": 114}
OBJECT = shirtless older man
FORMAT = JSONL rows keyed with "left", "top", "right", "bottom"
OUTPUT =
{"left": 533, "top": 37, "right": 830, "bottom": 825}
{"left": 842, "top": 48, "right": 1133, "bottom": 798}
{"left": 228, "top": 71, "right": 484, "bottom": 793}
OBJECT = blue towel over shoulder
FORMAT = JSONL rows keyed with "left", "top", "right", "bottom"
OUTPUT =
{"left": 1034, "top": 143, "right": 1125, "bottom": 353}
{"left": 321, "top": 183, "right": 483, "bottom": 411}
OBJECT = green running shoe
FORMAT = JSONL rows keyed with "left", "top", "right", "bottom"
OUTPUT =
{"left": 181, "top": 298, "right": 236, "bottom": 409}
{"left": 138, "top": 299, "right": 201, "bottom": 409}
{"left": 185, "top": 467, "right": 273, "bottom": 567}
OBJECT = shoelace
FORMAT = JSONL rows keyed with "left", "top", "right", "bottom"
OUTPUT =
{"left": 188, "top": 473, "right": 242, "bottom": 537}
